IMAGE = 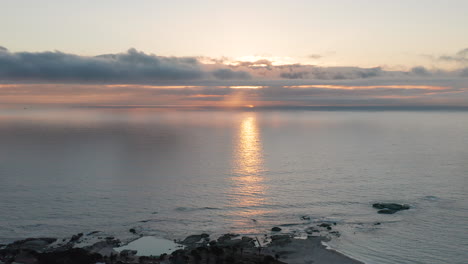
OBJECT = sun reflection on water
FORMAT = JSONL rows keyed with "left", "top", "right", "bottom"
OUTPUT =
{"left": 233, "top": 115, "right": 264, "bottom": 177}
{"left": 228, "top": 113, "right": 269, "bottom": 233}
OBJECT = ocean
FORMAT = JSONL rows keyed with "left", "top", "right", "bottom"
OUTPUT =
{"left": 0, "top": 108, "right": 467, "bottom": 264}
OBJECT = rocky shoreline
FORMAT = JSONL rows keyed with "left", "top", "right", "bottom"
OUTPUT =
{"left": 0, "top": 223, "right": 362, "bottom": 264}
{"left": 1, "top": 202, "right": 412, "bottom": 264}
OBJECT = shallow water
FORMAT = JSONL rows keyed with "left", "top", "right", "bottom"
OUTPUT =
{"left": 0, "top": 108, "right": 467, "bottom": 264}
{"left": 115, "top": 236, "right": 181, "bottom": 256}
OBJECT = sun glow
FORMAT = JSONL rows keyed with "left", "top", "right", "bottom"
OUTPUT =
{"left": 229, "top": 86, "right": 264, "bottom": 89}
{"left": 228, "top": 55, "right": 300, "bottom": 66}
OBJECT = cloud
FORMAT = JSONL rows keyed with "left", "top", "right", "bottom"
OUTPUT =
{"left": 0, "top": 47, "right": 258, "bottom": 83}
{"left": 0, "top": 48, "right": 206, "bottom": 82}
{"left": 280, "top": 71, "right": 310, "bottom": 79}
{"left": 212, "top": 69, "right": 251, "bottom": 80}
{"left": 461, "top": 68, "right": 468, "bottom": 77}
{"left": 307, "top": 54, "right": 322, "bottom": 59}
{"left": 438, "top": 48, "right": 468, "bottom": 64}
{"left": 410, "top": 66, "right": 431, "bottom": 76}
{"left": 277, "top": 66, "right": 384, "bottom": 80}
{"left": 2, "top": 47, "right": 467, "bottom": 84}
{"left": 1, "top": 47, "right": 467, "bottom": 108}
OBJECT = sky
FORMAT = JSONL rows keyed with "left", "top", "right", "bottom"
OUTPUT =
{"left": 1, "top": 0, "right": 468, "bottom": 108}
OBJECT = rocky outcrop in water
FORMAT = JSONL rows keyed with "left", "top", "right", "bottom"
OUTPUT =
{"left": 372, "top": 203, "right": 410, "bottom": 214}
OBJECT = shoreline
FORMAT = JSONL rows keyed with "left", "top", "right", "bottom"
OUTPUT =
{"left": 0, "top": 228, "right": 364, "bottom": 264}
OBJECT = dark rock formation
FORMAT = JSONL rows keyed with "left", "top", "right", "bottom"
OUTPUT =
{"left": 36, "top": 248, "right": 103, "bottom": 264}
{"left": 271, "top": 227, "right": 282, "bottom": 232}
{"left": 2, "top": 238, "right": 57, "bottom": 253}
{"left": 373, "top": 203, "right": 410, "bottom": 214}
{"left": 377, "top": 209, "right": 397, "bottom": 214}
{"left": 372, "top": 203, "right": 410, "bottom": 210}
{"left": 269, "top": 235, "right": 291, "bottom": 246}
{"left": 70, "top": 233, "right": 83, "bottom": 243}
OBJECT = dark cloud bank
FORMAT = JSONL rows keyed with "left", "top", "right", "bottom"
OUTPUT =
{"left": 0, "top": 47, "right": 467, "bottom": 108}
{"left": 1, "top": 46, "right": 467, "bottom": 84}
{"left": 0, "top": 47, "right": 250, "bottom": 83}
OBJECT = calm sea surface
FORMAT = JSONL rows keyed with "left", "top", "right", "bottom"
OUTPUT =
{"left": 0, "top": 108, "right": 467, "bottom": 264}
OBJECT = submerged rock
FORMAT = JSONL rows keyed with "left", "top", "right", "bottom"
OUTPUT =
{"left": 377, "top": 209, "right": 397, "bottom": 214}
{"left": 372, "top": 203, "right": 410, "bottom": 211}
{"left": 271, "top": 227, "right": 282, "bottom": 232}
{"left": 373, "top": 203, "right": 410, "bottom": 214}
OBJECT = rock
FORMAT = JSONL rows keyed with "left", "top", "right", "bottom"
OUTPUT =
{"left": 318, "top": 223, "right": 331, "bottom": 228}
{"left": 35, "top": 248, "right": 103, "bottom": 264}
{"left": 70, "top": 233, "right": 83, "bottom": 242}
{"left": 13, "top": 249, "right": 38, "bottom": 264}
{"left": 85, "top": 241, "right": 118, "bottom": 257}
{"left": 372, "top": 203, "right": 410, "bottom": 211}
{"left": 374, "top": 222, "right": 381, "bottom": 225}
{"left": 3, "top": 238, "right": 57, "bottom": 252}
{"left": 378, "top": 209, "right": 397, "bottom": 214}
{"left": 129, "top": 228, "right": 136, "bottom": 234}
{"left": 305, "top": 227, "right": 319, "bottom": 234}
{"left": 271, "top": 227, "right": 282, "bottom": 232}
{"left": 300, "top": 216, "right": 311, "bottom": 220}
{"left": 200, "top": 233, "right": 210, "bottom": 238}
{"left": 120, "top": 249, "right": 137, "bottom": 257}
{"left": 217, "top": 233, "right": 239, "bottom": 243}
{"left": 181, "top": 235, "right": 205, "bottom": 245}
{"left": 326, "top": 226, "right": 332, "bottom": 230}
{"left": 241, "top": 236, "right": 253, "bottom": 242}
{"left": 269, "top": 235, "right": 291, "bottom": 246}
